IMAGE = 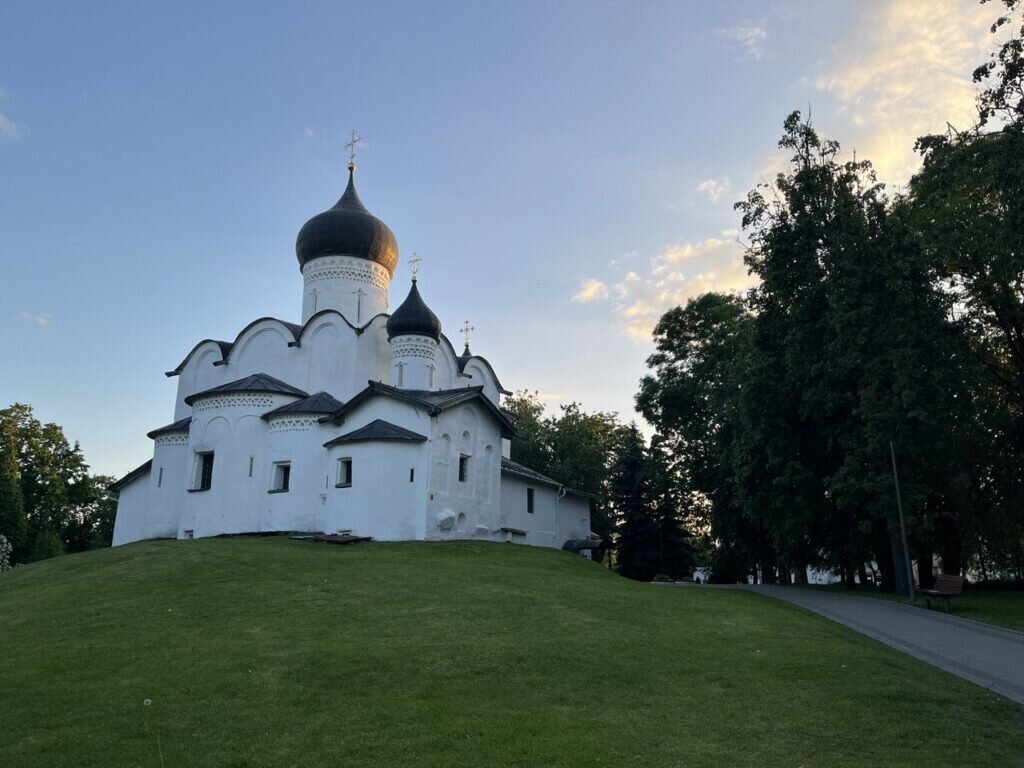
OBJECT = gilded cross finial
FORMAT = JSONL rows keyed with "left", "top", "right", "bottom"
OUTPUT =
{"left": 345, "top": 129, "right": 362, "bottom": 170}
{"left": 409, "top": 252, "right": 422, "bottom": 282}
{"left": 461, "top": 320, "right": 475, "bottom": 349}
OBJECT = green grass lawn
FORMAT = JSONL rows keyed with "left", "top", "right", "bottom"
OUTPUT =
{"left": 804, "top": 583, "right": 1024, "bottom": 632}
{"left": 2, "top": 539, "right": 1023, "bottom": 767}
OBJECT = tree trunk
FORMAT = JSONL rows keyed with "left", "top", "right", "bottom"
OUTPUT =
{"left": 858, "top": 562, "right": 869, "bottom": 588}
{"left": 916, "top": 541, "right": 936, "bottom": 590}
{"left": 844, "top": 563, "right": 857, "bottom": 590}
{"left": 941, "top": 536, "right": 963, "bottom": 576}
{"left": 793, "top": 562, "right": 809, "bottom": 584}
{"left": 875, "top": 523, "right": 897, "bottom": 593}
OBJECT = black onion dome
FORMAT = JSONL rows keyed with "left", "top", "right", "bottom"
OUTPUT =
{"left": 295, "top": 168, "right": 399, "bottom": 274}
{"left": 387, "top": 280, "right": 442, "bottom": 341}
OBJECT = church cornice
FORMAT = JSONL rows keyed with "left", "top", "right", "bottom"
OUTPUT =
{"left": 166, "top": 312, "right": 390, "bottom": 377}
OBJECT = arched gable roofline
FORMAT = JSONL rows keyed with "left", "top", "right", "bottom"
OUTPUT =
{"left": 458, "top": 354, "right": 511, "bottom": 396}
{"left": 297, "top": 309, "right": 389, "bottom": 344}
{"left": 215, "top": 317, "right": 303, "bottom": 367}
{"left": 166, "top": 339, "right": 232, "bottom": 377}
{"left": 170, "top": 312, "right": 392, "bottom": 376}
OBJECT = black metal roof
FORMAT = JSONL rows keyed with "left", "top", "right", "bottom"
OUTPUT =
{"left": 295, "top": 167, "right": 399, "bottom": 274}
{"left": 146, "top": 416, "right": 192, "bottom": 439}
{"left": 500, "top": 458, "right": 597, "bottom": 499}
{"left": 262, "top": 391, "right": 344, "bottom": 420}
{"left": 562, "top": 538, "right": 603, "bottom": 552}
{"left": 323, "top": 380, "right": 517, "bottom": 438}
{"left": 108, "top": 459, "right": 152, "bottom": 494}
{"left": 323, "top": 419, "right": 428, "bottom": 446}
{"left": 386, "top": 280, "right": 441, "bottom": 341}
{"left": 184, "top": 373, "right": 308, "bottom": 406}
{"left": 500, "top": 458, "right": 561, "bottom": 487}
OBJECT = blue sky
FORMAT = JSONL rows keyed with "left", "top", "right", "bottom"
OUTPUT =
{"left": 0, "top": 1, "right": 997, "bottom": 477}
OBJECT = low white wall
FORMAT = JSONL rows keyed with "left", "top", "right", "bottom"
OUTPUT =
{"left": 111, "top": 470, "right": 153, "bottom": 546}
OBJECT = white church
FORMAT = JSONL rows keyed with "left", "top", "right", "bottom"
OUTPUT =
{"left": 110, "top": 145, "right": 596, "bottom": 553}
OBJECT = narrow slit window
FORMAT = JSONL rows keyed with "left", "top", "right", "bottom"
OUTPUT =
{"left": 336, "top": 458, "right": 353, "bottom": 487}
{"left": 248, "top": 456, "right": 254, "bottom": 478}
{"left": 157, "top": 467, "right": 164, "bottom": 488}
{"left": 409, "top": 468, "right": 415, "bottom": 483}
{"left": 527, "top": 487, "right": 535, "bottom": 514}
{"left": 458, "top": 455, "right": 469, "bottom": 482}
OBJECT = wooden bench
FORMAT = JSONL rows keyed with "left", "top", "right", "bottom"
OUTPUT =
{"left": 918, "top": 574, "right": 963, "bottom": 611}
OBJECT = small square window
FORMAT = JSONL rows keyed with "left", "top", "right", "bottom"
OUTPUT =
{"left": 527, "top": 487, "right": 535, "bottom": 514}
{"left": 458, "top": 455, "right": 470, "bottom": 482}
{"left": 336, "top": 458, "right": 353, "bottom": 488}
{"left": 270, "top": 462, "right": 291, "bottom": 493}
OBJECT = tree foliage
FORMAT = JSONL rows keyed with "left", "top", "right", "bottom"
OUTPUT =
{"left": 634, "top": 1, "right": 1024, "bottom": 586}
{"left": 0, "top": 403, "right": 116, "bottom": 565}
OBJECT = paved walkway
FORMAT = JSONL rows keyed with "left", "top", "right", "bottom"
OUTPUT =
{"left": 736, "top": 585, "right": 1024, "bottom": 704}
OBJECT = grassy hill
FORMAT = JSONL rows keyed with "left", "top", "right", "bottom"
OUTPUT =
{"left": 2, "top": 538, "right": 1022, "bottom": 767}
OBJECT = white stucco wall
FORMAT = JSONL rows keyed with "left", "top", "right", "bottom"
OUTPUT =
{"left": 426, "top": 404, "right": 502, "bottom": 540}
{"left": 499, "top": 474, "right": 593, "bottom": 550}
{"left": 111, "top": 468, "right": 153, "bottom": 546}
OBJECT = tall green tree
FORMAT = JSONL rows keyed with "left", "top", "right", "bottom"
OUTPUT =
{"left": 611, "top": 424, "right": 659, "bottom": 581}
{"left": 636, "top": 292, "right": 757, "bottom": 581}
{"left": 0, "top": 423, "right": 27, "bottom": 554}
{"left": 0, "top": 403, "right": 113, "bottom": 562}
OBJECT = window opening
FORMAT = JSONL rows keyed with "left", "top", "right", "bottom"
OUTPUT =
{"left": 271, "top": 462, "right": 291, "bottom": 492}
{"left": 195, "top": 452, "right": 214, "bottom": 491}
{"left": 458, "top": 455, "right": 470, "bottom": 482}
{"left": 157, "top": 467, "right": 163, "bottom": 487}
{"left": 336, "top": 458, "right": 353, "bottom": 487}
{"left": 527, "top": 487, "right": 535, "bottom": 514}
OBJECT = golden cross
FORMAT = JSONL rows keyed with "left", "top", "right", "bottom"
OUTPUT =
{"left": 409, "top": 252, "right": 422, "bottom": 280}
{"left": 345, "top": 130, "right": 362, "bottom": 168}
{"left": 461, "top": 320, "right": 475, "bottom": 349}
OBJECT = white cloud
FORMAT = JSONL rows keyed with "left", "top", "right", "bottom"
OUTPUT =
{"left": 697, "top": 177, "right": 731, "bottom": 202}
{"left": 17, "top": 311, "right": 54, "bottom": 327}
{"left": 722, "top": 22, "right": 769, "bottom": 59}
{"left": 612, "top": 237, "right": 755, "bottom": 340}
{"left": 304, "top": 127, "right": 315, "bottom": 138}
{"left": 0, "top": 112, "right": 20, "bottom": 140}
{"left": 814, "top": 0, "right": 993, "bottom": 186}
{"left": 571, "top": 278, "right": 610, "bottom": 303}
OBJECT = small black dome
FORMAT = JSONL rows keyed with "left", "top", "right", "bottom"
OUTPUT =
{"left": 295, "top": 168, "right": 399, "bottom": 273}
{"left": 387, "top": 280, "right": 441, "bottom": 341}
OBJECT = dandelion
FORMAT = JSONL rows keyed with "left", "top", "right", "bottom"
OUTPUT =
{"left": 144, "top": 699, "right": 152, "bottom": 706}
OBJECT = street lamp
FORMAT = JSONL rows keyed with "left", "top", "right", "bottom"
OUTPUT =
{"left": 874, "top": 412, "right": 915, "bottom": 602}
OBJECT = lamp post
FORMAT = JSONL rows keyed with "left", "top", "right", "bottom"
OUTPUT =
{"left": 874, "top": 412, "right": 915, "bottom": 602}
{"left": 889, "top": 439, "right": 915, "bottom": 603}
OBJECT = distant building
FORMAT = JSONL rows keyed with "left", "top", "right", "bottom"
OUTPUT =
{"left": 110, "top": 151, "right": 594, "bottom": 551}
